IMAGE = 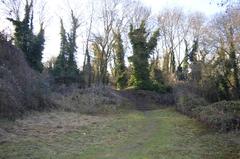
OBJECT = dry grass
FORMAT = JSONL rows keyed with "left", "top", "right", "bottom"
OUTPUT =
{"left": 0, "top": 111, "right": 110, "bottom": 144}
{"left": 51, "top": 86, "right": 133, "bottom": 114}
{"left": 0, "top": 108, "right": 239, "bottom": 159}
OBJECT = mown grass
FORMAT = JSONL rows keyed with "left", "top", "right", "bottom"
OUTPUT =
{"left": 0, "top": 108, "right": 240, "bottom": 159}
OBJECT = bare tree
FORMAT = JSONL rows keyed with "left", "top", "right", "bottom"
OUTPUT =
{"left": 1, "top": 0, "right": 48, "bottom": 33}
{"left": 0, "top": 0, "right": 23, "bottom": 20}
{"left": 158, "top": 8, "right": 188, "bottom": 75}
{"left": 204, "top": 6, "right": 240, "bottom": 97}
{"left": 83, "top": 3, "right": 94, "bottom": 87}
{"left": 127, "top": 0, "right": 151, "bottom": 28}
{"left": 91, "top": 0, "right": 132, "bottom": 85}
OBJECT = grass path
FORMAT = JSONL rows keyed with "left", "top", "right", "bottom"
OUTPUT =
{"left": 0, "top": 108, "right": 240, "bottom": 159}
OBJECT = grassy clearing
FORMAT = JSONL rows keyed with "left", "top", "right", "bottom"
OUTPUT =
{"left": 0, "top": 108, "right": 240, "bottom": 159}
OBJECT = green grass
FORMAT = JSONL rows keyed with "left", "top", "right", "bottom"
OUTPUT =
{"left": 0, "top": 108, "right": 240, "bottom": 159}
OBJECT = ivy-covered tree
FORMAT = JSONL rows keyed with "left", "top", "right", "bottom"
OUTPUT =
{"left": 8, "top": 0, "right": 44, "bottom": 72}
{"left": 31, "top": 24, "right": 45, "bottom": 71}
{"left": 228, "top": 27, "right": 239, "bottom": 98}
{"left": 82, "top": 8, "right": 93, "bottom": 88}
{"left": 177, "top": 39, "right": 189, "bottom": 81}
{"left": 52, "top": 19, "right": 68, "bottom": 81}
{"left": 53, "top": 11, "right": 80, "bottom": 84}
{"left": 182, "top": 39, "right": 189, "bottom": 80}
{"left": 170, "top": 49, "right": 176, "bottom": 74}
{"left": 113, "top": 31, "right": 127, "bottom": 89}
{"left": 189, "top": 39, "right": 202, "bottom": 81}
{"left": 66, "top": 10, "right": 80, "bottom": 80}
{"left": 150, "top": 60, "right": 165, "bottom": 87}
{"left": 128, "top": 21, "right": 160, "bottom": 90}
{"left": 162, "top": 52, "right": 170, "bottom": 74}
{"left": 92, "top": 42, "right": 108, "bottom": 84}
{"left": 83, "top": 47, "right": 92, "bottom": 87}
{"left": 214, "top": 44, "right": 230, "bottom": 100}
{"left": 189, "top": 39, "right": 199, "bottom": 62}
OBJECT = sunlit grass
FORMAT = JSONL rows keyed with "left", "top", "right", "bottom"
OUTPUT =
{"left": 0, "top": 108, "right": 239, "bottom": 159}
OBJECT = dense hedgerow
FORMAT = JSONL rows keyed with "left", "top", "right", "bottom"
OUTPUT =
{"left": 176, "top": 93, "right": 208, "bottom": 116}
{"left": 176, "top": 91, "right": 240, "bottom": 132}
{"left": 195, "top": 101, "right": 240, "bottom": 132}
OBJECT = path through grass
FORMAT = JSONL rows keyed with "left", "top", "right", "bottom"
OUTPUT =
{"left": 0, "top": 108, "right": 240, "bottom": 159}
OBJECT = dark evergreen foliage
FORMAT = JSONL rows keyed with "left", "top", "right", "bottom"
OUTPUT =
{"left": 113, "top": 31, "right": 127, "bottom": 89}
{"left": 8, "top": 0, "right": 44, "bottom": 72}
{"left": 128, "top": 21, "right": 161, "bottom": 91}
{"left": 228, "top": 27, "right": 240, "bottom": 98}
{"left": 52, "top": 13, "right": 80, "bottom": 84}
{"left": 52, "top": 19, "right": 68, "bottom": 80}
{"left": 182, "top": 39, "right": 189, "bottom": 80}
{"left": 189, "top": 39, "right": 199, "bottom": 62}
{"left": 66, "top": 11, "right": 80, "bottom": 80}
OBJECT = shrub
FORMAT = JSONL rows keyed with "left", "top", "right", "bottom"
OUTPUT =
{"left": 51, "top": 86, "right": 133, "bottom": 114}
{"left": 196, "top": 101, "right": 240, "bottom": 132}
{"left": 0, "top": 39, "right": 56, "bottom": 119}
{"left": 151, "top": 82, "right": 172, "bottom": 93}
{"left": 119, "top": 89, "right": 175, "bottom": 109}
{"left": 176, "top": 93, "right": 208, "bottom": 117}
{"left": 175, "top": 83, "right": 240, "bottom": 132}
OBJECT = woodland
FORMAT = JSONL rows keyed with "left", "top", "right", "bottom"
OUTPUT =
{"left": 0, "top": 0, "right": 240, "bottom": 158}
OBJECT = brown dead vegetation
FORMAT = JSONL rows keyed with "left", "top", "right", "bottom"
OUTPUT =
{"left": 119, "top": 89, "right": 175, "bottom": 111}
{"left": 0, "top": 38, "right": 56, "bottom": 119}
{"left": 0, "top": 111, "right": 109, "bottom": 144}
{"left": 51, "top": 86, "right": 133, "bottom": 114}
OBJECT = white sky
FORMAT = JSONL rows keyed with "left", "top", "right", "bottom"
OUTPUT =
{"left": 142, "top": 0, "right": 221, "bottom": 15}
{"left": 0, "top": 0, "right": 222, "bottom": 68}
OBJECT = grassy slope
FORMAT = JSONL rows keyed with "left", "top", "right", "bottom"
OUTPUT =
{"left": 0, "top": 108, "right": 240, "bottom": 159}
